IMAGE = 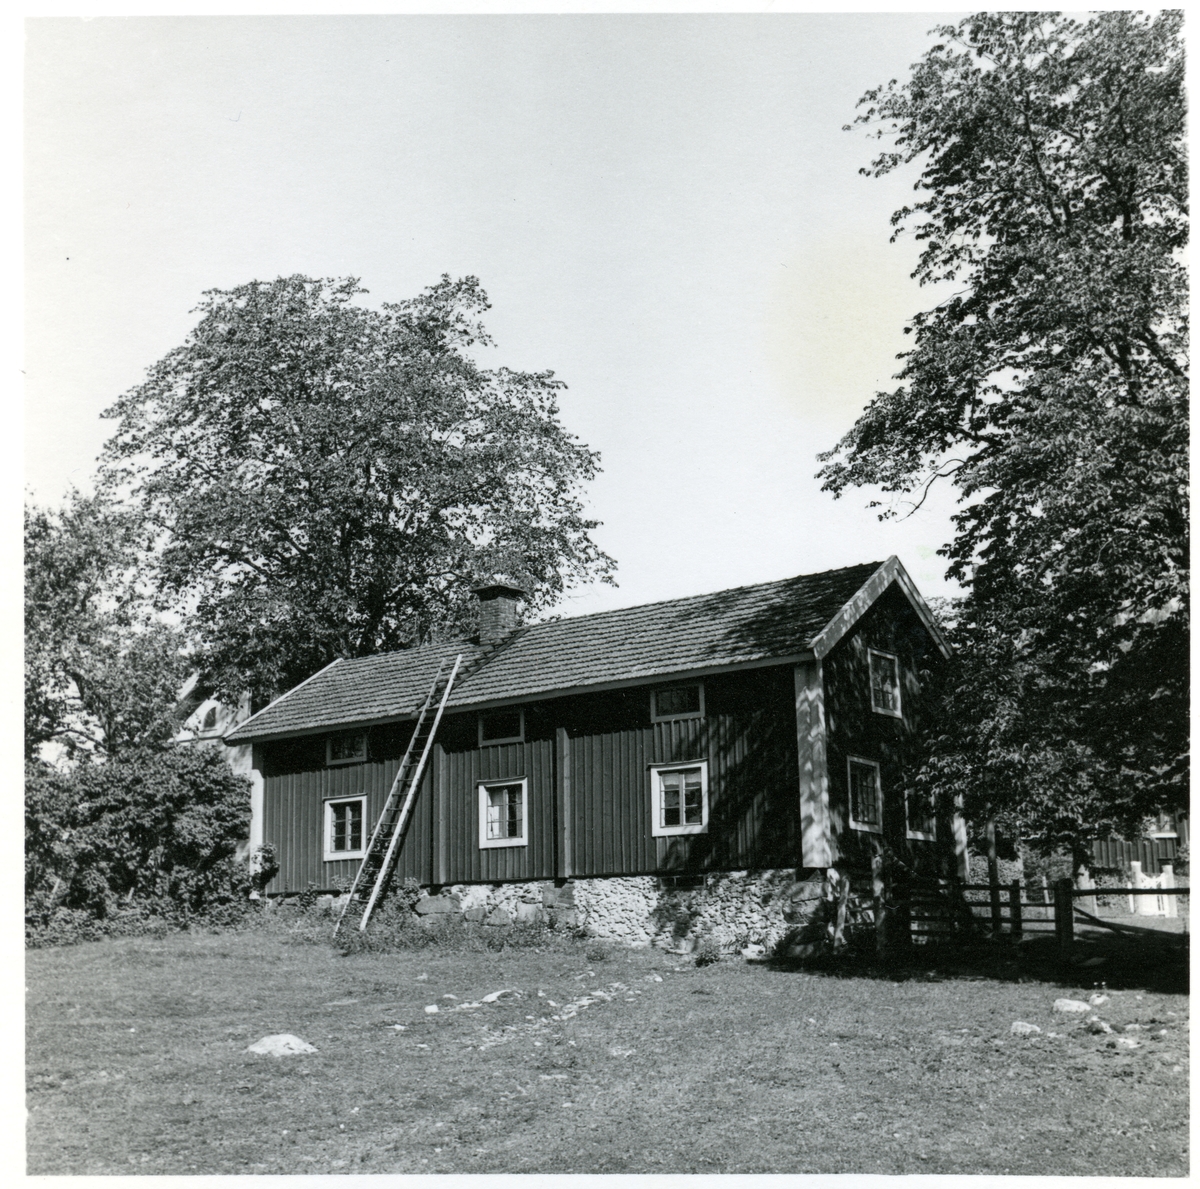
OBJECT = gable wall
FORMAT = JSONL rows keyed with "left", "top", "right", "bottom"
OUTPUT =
{"left": 821, "top": 581, "right": 949, "bottom": 874}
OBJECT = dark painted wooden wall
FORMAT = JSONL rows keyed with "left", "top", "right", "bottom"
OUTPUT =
{"left": 259, "top": 665, "right": 802, "bottom": 892}
{"left": 821, "top": 581, "right": 949, "bottom": 875}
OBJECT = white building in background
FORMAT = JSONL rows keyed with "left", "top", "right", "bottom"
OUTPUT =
{"left": 174, "top": 676, "right": 263, "bottom": 861}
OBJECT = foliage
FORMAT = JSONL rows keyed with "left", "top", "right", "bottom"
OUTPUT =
{"left": 25, "top": 747, "right": 254, "bottom": 938}
{"left": 99, "top": 274, "right": 615, "bottom": 702}
{"left": 334, "top": 910, "right": 571, "bottom": 957}
{"left": 24, "top": 493, "right": 189, "bottom": 760}
{"left": 819, "top": 12, "right": 1187, "bottom": 849}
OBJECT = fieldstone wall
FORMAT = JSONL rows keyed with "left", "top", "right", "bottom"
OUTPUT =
{"left": 391, "top": 869, "right": 828, "bottom": 952}
{"left": 647, "top": 869, "right": 813, "bottom": 952}
{"left": 574, "top": 876, "right": 660, "bottom": 944}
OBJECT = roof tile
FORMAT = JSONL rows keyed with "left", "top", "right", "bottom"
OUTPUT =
{"left": 226, "top": 561, "right": 882, "bottom": 742}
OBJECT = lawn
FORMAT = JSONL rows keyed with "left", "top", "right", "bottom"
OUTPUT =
{"left": 27, "top": 919, "right": 1188, "bottom": 1176}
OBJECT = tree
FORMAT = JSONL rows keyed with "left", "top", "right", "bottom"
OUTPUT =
{"left": 819, "top": 12, "right": 1187, "bottom": 849}
{"left": 24, "top": 493, "right": 189, "bottom": 760}
{"left": 99, "top": 274, "right": 614, "bottom": 701}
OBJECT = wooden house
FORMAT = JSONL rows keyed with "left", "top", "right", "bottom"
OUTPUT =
{"left": 225, "top": 557, "right": 965, "bottom": 937}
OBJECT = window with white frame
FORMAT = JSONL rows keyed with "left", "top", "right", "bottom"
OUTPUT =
{"left": 327, "top": 730, "right": 367, "bottom": 765}
{"left": 323, "top": 796, "right": 367, "bottom": 860}
{"left": 651, "top": 682, "right": 704, "bottom": 722}
{"left": 906, "top": 786, "right": 937, "bottom": 841}
{"left": 847, "top": 757, "right": 883, "bottom": 833}
{"left": 478, "top": 778, "right": 528, "bottom": 848}
{"left": 650, "top": 762, "right": 709, "bottom": 836}
{"left": 868, "top": 649, "right": 902, "bottom": 718}
{"left": 479, "top": 708, "right": 524, "bottom": 746}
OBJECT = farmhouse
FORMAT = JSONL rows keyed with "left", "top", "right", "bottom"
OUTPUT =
{"left": 225, "top": 556, "right": 966, "bottom": 945}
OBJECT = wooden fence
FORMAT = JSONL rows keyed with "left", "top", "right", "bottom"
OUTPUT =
{"left": 905, "top": 878, "right": 1189, "bottom": 956}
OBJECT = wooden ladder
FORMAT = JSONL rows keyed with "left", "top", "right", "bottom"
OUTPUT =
{"left": 333, "top": 654, "right": 463, "bottom": 936}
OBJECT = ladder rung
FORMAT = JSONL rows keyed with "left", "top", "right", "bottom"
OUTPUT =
{"left": 332, "top": 654, "right": 464, "bottom": 938}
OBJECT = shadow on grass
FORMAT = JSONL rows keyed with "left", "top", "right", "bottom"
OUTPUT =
{"left": 767, "top": 930, "right": 1188, "bottom": 996}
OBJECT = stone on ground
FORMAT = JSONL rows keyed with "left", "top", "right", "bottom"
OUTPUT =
{"left": 246, "top": 1034, "right": 317, "bottom": 1056}
{"left": 1010, "top": 1021, "right": 1041, "bottom": 1036}
{"left": 1053, "top": 998, "right": 1091, "bottom": 1014}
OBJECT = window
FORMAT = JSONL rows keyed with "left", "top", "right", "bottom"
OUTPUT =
{"left": 201, "top": 706, "right": 218, "bottom": 731}
{"left": 323, "top": 796, "right": 367, "bottom": 860}
{"left": 478, "top": 779, "right": 528, "bottom": 848}
{"left": 868, "top": 649, "right": 902, "bottom": 717}
{"left": 650, "top": 762, "right": 709, "bottom": 837}
{"left": 651, "top": 682, "right": 704, "bottom": 722}
{"left": 479, "top": 708, "right": 524, "bottom": 745}
{"left": 847, "top": 757, "right": 883, "bottom": 834}
{"left": 327, "top": 731, "right": 367, "bottom": 765}
{"left": 905, "top": 787, "right": 937, "bottom": 841}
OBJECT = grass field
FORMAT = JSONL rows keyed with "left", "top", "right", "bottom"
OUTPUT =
{"left": 27, "top": 920, "right": 1188, "bottom": 1176}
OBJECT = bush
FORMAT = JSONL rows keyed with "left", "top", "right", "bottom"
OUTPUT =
{"left": 26, "top": 748, "right": 254, "bottom": 945}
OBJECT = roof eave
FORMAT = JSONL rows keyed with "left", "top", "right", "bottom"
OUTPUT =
{"left": 809, "top": 555, "right": 952, "bottom": 661}
{"left": 223, "top": 650, "right": 817, "bottom": 744}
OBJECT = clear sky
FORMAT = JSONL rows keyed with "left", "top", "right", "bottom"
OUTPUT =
{"left": 25, "top": 13, "right": 965, "bottom": 617}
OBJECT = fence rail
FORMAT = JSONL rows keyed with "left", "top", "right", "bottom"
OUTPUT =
{"left": 900, "top": 878, "right": 1188, "bottom": 954}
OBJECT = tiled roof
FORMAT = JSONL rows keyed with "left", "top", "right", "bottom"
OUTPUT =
{"left": 226, "top": 561, "right": 883, "bottom": 742}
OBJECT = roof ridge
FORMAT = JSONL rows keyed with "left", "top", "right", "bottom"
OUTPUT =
{"left": 523, "top": 560, "right": 886, "bottom": 633}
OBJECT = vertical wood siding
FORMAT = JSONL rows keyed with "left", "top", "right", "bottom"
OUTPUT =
{"left": 260, "top": 667, "right": 802, "bottom": 890}
{"left": 564, "top": 669, "right": 799, "bottom": 877}
{"left": 262, "top": 726, "right": 434, "bottom": 894}
{"left": 439, "top": 737, "right": 557, "bottom": 883}
{"left": 821, "top": 581, "right": 948, "bottom": 876}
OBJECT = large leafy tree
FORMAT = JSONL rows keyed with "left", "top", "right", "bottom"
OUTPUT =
{"left": 819, "top": 12, "right": 1187, "bottom": 851}
{"left": 24, "top": 493, "right": 189, "bottom": 760}
{"left": 99, "top": 274, "right": 614, "bottom": 700}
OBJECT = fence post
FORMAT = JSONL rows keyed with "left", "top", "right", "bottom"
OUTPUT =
{"left": 986, "top": 817, "right": 1002, "bottom": 935}
{"left": 1009, "top": 880, "right": 1022, "bottom": 938}
{"left": 1077, "top": 868, "right": 1098, "bottom": 917}
{"left": 1161, "top": 864, "right": 1177, "bottom": 919}
{"left": 1054, "top": 877, "right": 1074, "bottom": 959}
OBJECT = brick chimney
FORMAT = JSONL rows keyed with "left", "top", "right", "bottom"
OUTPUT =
{"left": 472, "top": 581, "right": 527, "bottom": 645}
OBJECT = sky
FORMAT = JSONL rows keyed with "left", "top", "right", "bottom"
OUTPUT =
{"left": 24, "top": 13, "right": 967, "bottom": 618}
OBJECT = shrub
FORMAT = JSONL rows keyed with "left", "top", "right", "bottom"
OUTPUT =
{"left": 693, "top": 937, "right": 723, "bottom": 967}
{"left": 26, "top": 748, "right": 254, "bottom": 945}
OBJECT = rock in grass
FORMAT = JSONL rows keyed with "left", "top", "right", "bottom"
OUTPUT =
{"left": 482, "top": 988, "right": 521, "bottom": 1003}
{"left": 1053, "top": 998, "right": 1091, "bottom": 1014}
{"left": 1010, "top": 1021, "right": 1041, "bottom": 1036}
{"left": 1086, "top": 1017, "right": 1113, "bottom": 1035}
{"left": 246, "top": 1034, "right": 317, "bottom": 1056}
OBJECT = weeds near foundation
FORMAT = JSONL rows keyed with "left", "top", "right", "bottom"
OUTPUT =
{"left": 335, "top": 910, "right": 582, "bottom": 958}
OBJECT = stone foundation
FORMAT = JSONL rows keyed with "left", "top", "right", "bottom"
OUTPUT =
{"left": 365, "top": 869, "right": 829, "bottom": 952}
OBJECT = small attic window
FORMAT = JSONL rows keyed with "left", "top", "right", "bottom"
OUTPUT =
{"left": 651, "top": 682, "right": 703, "bottom": 722}
{"left": 202, "top": 706, "right": 218, "bottom": 731}
{"left": 868, "top": 649, "right": 902, "bottom": 718}
{"left": 327, "top": 731, "right": 367, "bottom": 766}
